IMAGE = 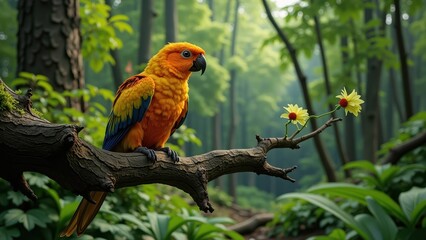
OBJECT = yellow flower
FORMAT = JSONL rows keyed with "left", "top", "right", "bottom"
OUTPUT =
{"left": 281, "top": 104, "right": 309, "bottom": 126}
{"left": 336, "top": 88, "right": 364, "bottom": 116}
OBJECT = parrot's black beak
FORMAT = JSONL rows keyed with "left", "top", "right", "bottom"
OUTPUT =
{"left": 189, "top": 54, "right": 207, "bottom": 75}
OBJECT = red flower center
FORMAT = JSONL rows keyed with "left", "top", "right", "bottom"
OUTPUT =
{"left": 339, "top": 98, "right": 348, "bottom": 108}
{"left": 288, "top": 112, "right": 297, "bottom": 120}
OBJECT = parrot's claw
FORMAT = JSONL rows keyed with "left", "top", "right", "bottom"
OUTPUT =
{"left": 135, "top": 147, "right": 157, "bottom": 162}
{"left": 158, "top": 147, "right": 180, "bottom": 163}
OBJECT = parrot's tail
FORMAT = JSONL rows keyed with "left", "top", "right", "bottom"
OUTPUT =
{"left": 60, "top": 191, "right": 108, "bottom": 237}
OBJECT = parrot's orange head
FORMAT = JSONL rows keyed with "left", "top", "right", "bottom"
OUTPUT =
{"left": 148, "top": 42, "right": 207, "bottom": 79}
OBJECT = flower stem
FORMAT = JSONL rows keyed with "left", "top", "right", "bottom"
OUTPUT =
{"left": 288, "top": 105, "right": 340, "bottom": 140}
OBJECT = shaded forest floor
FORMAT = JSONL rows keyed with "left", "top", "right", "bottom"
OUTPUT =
{"left": 208, "top": 202, "right": 324, "bottom": 239}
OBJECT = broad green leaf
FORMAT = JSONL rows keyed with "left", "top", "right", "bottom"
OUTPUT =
{"left": 307, "top": 228, "right": 347, "bottom": 240}
{"left": 7, "top": 191, "right": 29, "bottom": 205}
{"left": 18, "top": 72, "right": 36, "bottom": 80}
{"left": 3, "top": 209, "right": 23, "bottom": 226}
{"left": 399, "top": 187, "right": 426, "bottom": 227}
{"left": 10, "top": 78, "right": 30, "bottom": 87}
{"left": 3, "top": 208, "right": 49, "bottom": 230}
{"left": 194, "top": 224, "right": 222, "bottom": 239}
{"left": 278, "top": 193, "right": 369, "bottom": 239}
{"left": 25, "top": 172, "right": 50, "bottom": 189}
{"left": 113, "top": 21, "right": 133, "bottom": 33}
{"left": 35, "top": 74, "right": 48, "bottom": 81}
{"left": 354, "top": 214, "right": 380, "bottom": 240}
{"left": 307, "top": 183, "right": 408, "bottom": 225}
{"left": 0, "top": 226, "right": 20, "bottom": 240}
{"left": 344, "top": 160, "right": 377, "bottom": 174}
{"left": 366, "top": 197, "right": 397, "bottom": 240}
{"left": 109, "top": 15, "right": 129, "bottom": 22}
{"left": 36, "top": 80, "right": 53, "bottom": 92}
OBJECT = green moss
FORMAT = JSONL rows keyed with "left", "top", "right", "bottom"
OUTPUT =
{"left": 0, "top": 83, "right": 18, "bottom": 112}
{"left": 30, "top": 107, "right": 42, "bottom": 117}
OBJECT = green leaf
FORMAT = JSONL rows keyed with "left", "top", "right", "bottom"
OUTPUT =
{"left": 7, "top": 191, "right": 29, "bottom": 205}
{"left": 0, "top": 226, "right": 20, "bottom": 240}
{"left": 307, "top": 228, "right": 347, "bottom": 240}
{"left": 113, "top": 21, "right": 133, "bottom": 33}
{"left": 343, "top": 160, "right": 377, "bottom": 174}
{"left": 36, "top": 80, "right": 53, "bottom": 92}
{"left": 399, "top": 187, "right": 426, "bottom": 227}
{"left": 307, "top": 183, "right": 408, "bottom": 225}
{"left": 354, "top": 214, "right": 380, "bottom": 240}
{"left": 278, "top": 193, "right": 369, "bottom": 239}
{"left": 18, "top": 72, "right": 36, "bottom": 80}
{"left": 365, "top": 197, "right": 397, "bottom": 240}
{"left": 25, "top": 172, "right": 50, "bottom": 189}
{"left": 146, "top": 212, "right": 170, "bottom": 240}
{"left": 10, "top": 78, "right": 30, "bottom": 88}
{"left": 2, "top": 208, "right": 49, "bottom": 230}
{"left": 90, "top": 59, "right": 104, "bottom": 72}
{"left": 109, "top": 14, "right": 129, "bottom": 22}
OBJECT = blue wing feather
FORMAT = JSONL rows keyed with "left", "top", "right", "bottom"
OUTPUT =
{"left": 102, "top": 75, "right": 153, "bottom": 150}
{"left": 102, "top": 95, "right": 151, "bottom": 150}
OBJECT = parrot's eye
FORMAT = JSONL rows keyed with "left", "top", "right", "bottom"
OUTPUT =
{"left": 181, "top": 50, "right": 192, "bottom": 59}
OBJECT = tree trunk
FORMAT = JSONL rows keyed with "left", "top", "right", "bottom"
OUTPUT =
{"left": 227, "top": 0, "right": 240, "bottom": 202}
{"left": 138, "top": 0, "right": 154, "bottom": 65}
{"left": 393, "top": 0, "right": 413, "bottom": 120}
{"left": 262, "top": 0, "right": 336, "bottom": 182}
{"left": 17, "top": 0, "right": 84, "bottom": 110}
{"left": 165, "top": 0, "right": 177, "bottom": 43}
{"left": 313, "top": 15, "right": 350, "bottom": 175}
{"left": 211, "top": 0, "right": 232, "bottom": 189}
{"left": 106, "top": 0, "right": 123, "bottom": 90}
{"left": 340, "top": 36, "right": 357, "bottom": 162}
{"left": 362, "top": 0, "right": 386, "bottom": 163}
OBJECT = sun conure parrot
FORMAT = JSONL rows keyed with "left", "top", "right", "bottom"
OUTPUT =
{"left": 60, "top": 42, "right": 206, "bottom": 237}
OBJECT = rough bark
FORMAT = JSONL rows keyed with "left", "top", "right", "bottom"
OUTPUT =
{"left": 262, "top": 0, "right": 336, "bottom": 182}
{"left": 0, "top": 80, "right": 341, "bottom": 213}
{"left": 17, "top": 0, "right": 84, "bottom": 110}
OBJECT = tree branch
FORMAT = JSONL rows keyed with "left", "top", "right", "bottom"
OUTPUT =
{"left": 0, "top": 80, "right": 340, "bottom": 213}
{"left": 382, "top": 131, "right": 426, "bottom": 165}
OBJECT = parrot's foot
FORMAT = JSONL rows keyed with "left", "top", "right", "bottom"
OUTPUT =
{"left": 134, "top": 147, "right": 157, "bottom": 162}
{"left": 158, "top": 147, "right": 179, "bottom": 163}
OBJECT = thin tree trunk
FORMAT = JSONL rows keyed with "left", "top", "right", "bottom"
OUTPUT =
{"left": 313, "top": 15, "right": 350, "bottom": 176}
{"left": 393, "top": 0, "right": 413, "bottom": 119}
{"left": 362, "top": 0, "right": 387, "bottom": 163}
{"left": 106, "top": 0, "right": 123, "bottom": 89}
{"left": 17, "top": 0, "right": 85, "bottom": 111}
{"left": 227, "top": 0, "right": 240, "bottom": 202}
{"left": 262, "top": 0, "right": 336, "bottom": 182}
{"left": 340, "top": 36, "right": 357, "bottom": 162}
{"left": 138, "top": 0, "right": 154, "bottom": 65}
{"left": 165, "top": 0, "right": 177, "bottom": 43}
{"left": 211, "top": 0, "right": 232, "bottom": 189}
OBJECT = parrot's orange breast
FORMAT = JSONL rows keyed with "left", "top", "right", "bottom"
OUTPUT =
{"left": 116, "top": 77, "right": 188, "bottom": 151}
